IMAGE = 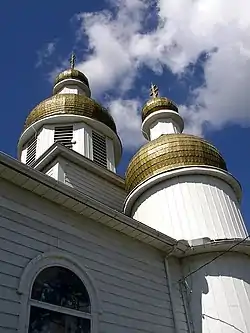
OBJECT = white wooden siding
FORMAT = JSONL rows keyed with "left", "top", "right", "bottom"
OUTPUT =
{"left": 73, "top": 123, "right": 86, "bottom": 156}
{"left": 36, "top": 126, "right": 54, "bottom": 160}
{"left": 132, "top": 174, "right": 246, "bottom": 241}
{"left": 0, "top": 178, "right": 176, "bottom": 333}
{"left": 64, "top": 161, "right": 126, "bottom": 211}
{"left": 106, "top": 137, "right": 115, "bottom": 172}
{"left": 20, "top": 147, "right": 27, "bottom": 164}
{"left": 182, "top": 252, "right": 250, "bottom": 332}
{"left": 84, "top": 124, "right": 92, "bottom": 159}
{"left": 45, "top": 165, "right": 55, "bottom": 178}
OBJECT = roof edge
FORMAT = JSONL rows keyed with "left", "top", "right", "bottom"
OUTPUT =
{"left": 32, "top": 142, "right": 125, "bottom": 189}
{"left": 0, "top": 152, "right": 178, "bottom": 252}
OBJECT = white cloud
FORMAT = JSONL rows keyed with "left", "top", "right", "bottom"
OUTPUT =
{"left": 36, "top": 42, "right": 56, "bottom": 68}
{"left": 108, "top": 98, "right": 146, "bottom": 148}
{"left": 70, "top": 0, "right": 250, "bottom": 149}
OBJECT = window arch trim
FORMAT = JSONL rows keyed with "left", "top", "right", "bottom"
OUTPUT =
{"left": 18, "top": 251, "right": 100, "bottom": 333}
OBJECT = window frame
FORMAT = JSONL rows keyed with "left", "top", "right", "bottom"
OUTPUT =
{"left": 18, "top": 251, "right": 100, "bottom": 333}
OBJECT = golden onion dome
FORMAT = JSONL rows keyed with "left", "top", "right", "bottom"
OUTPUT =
{"left": 54, "top": 68, "right": 89, "bottom": 87}
{"left": 142, "top": 97, "right": 179, "bottom": 121}
{"left": 125, "top": 134, "right": 227, "bottom": 193}
{"left": 24, "top": 93, "right": 116, "bottom": 133}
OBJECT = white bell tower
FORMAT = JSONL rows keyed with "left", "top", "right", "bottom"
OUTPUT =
{"left": 17, "top": 53, "right": 122, "bottom": 173}
{"left": 124, "top": 84, "right": 250, "bottom": 333}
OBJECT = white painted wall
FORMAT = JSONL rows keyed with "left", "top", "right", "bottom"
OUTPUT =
{"left": 73, "top": 122, "right": 87, "bottom": 155}
{"left": 86, "top": 125, "right": 93, "bottom": 160}
{"left": 21, "top": 122, "right": 116, "bottom": 172}
{"left": 132, "top": 174, "right": 247, "bottom": 241}
{"left": 45, "top": 162, "right": 61, "bottom": 181}
{"left": 0, "top": 178, "right": 176, "bottom": 333}
{"left": 45, "top": 164, "right": 55, "bottom": 178}
{"left": 58, "top": 85, "right": 85, "bottom": 95}
{"left": 150, "top": 120, "right": 179, "bottom": 139}
{"left": 141, "top": 109, "right": 184, "bottom": 140}
{"left": 106, "top": 137, "right": 116, "bottom": 172}
{"left": 20, "top": 147, "right": 27, "bottom": 164}
{"left": 182, "top": 252, "right": 250, "bottom": 333}
{"left": 54, "top": 80, "right": 90, "bottom": 96}
{"left": 36, "top": 126, "right": 54, "bottom": 160}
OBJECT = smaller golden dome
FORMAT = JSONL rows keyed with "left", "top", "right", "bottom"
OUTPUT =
{"left": 142, "top": 97, "right": 179, "bottom": 121}
{"left": 125, "top": 134, "right": 227, "bottom": 193}
{"left": 24, "top": 94, "right": 116, "bottom": 133}
{"left": 54, "top": 69, "right": 89, "bottom": 87}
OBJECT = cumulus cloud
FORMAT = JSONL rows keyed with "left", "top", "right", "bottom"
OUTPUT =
{"left": 109, "top": 98, "right": 146, "bottom": 148}
{"left": 36, "top": 41, "right": 56, "bottom": 68}
{"left": 72, "top": 0, "right": 250, "bottom": 149}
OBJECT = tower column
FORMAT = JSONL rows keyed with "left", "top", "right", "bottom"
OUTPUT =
{"left": 126, "top": 167, "right": 247, "bottom": 241}
{"left": 18, "top": 53, "right": 122, "bottom": 172}
{"left": 125, "top": 84, "right": 248, "bottom": 242}
{"left": 141, "top": 84, "right": 184, "bottom": 140}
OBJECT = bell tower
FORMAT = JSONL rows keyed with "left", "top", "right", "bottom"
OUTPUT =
{"left": 18, "top": 54, "right": 122, "bottom": 172}
{"left": 124, "top": 84, "right": 247, "bottom": 241}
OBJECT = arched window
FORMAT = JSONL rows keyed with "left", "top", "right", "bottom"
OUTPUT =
{"left": 28, "top": 266, "right": 91, "bottom": 333}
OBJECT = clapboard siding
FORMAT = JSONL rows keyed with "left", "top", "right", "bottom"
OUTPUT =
{"left": 0, "top": 284, "right": 19, "bottom": 302}
{"left": 0, "top": 248, "right": 29, "bottom": 268}
{"left": 0, "top": 178, "right": 175, "bottom": 332}
{"left": 0, "top": 299, "right": 20, "bottom": 315}
{"left": 0, "top": 329, "right": 17, "bottom": 333}
{"left": 0, "top": 261, "right": 23, "bottom": 278}
{"left": 101, "top": 296, "right": 172, "bottom": 316}
{"left": 0, "top": 313, "right": 18, "bottom": 330}
{"left": 0, "top": 272, "right": 19, "bottom": 290}
{"left": 99, "top": 323, "right": 159, "bottom": 333}
{"left": 0, "top": 197, "right": 164, "bottom": 274}
{"left": 64, "top": 162, "right": 126, "bottom": 211}
{"left": 101, "top": 313, "right": 172, "bottom": 332}
{"left": 0, "top": 207, "right": 170, "bottom": 299}
{"left": 0, "top": 207, "right": 165, "bottom": 280}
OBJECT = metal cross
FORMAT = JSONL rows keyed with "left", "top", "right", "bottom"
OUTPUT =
{"left": 70, "top": 52, "right": 76, "bottom": 69}
{"left": 150, "top": 83, "right": 159, "bottom": 98}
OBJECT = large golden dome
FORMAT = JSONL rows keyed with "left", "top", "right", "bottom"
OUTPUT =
{"left": 125, "top": 134, "right": 227, "bottom": 193}
{"left": 24, "top": 93, "right": 117, "bottom": 133}
{"left": 54, "top": 69, "right": 89, "bottom": 87}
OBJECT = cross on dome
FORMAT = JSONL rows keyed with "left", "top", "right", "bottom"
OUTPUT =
{"left": 150, "top": 83, "right": 159, "bottom": 98}
{"left": 69, "top": 52, "right": 76, "bottom": 69}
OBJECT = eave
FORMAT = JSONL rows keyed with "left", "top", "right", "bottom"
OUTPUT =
{"left": 32, "top": 142, "right": 125, "bottom": 189}
{"left": 0, "top": 151, "right": 181, "bottom": 253}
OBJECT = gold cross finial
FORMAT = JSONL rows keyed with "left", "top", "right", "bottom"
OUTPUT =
{"left": 69, "top": 52, "right": 76, "bottom": 69}
{"left": 150, "top": 83, "right": 159, "bottom": 98}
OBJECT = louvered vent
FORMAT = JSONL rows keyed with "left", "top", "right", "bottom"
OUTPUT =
{"left": 92, "top": 130, "right": 107, "bottom": 168}
{"left": 54, "top": 125, "right": 73, "bottom": 149}
{"left": 26, "top": 135, "right": 37, "bottom": 166}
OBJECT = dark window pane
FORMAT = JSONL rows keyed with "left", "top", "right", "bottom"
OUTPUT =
{"left": 29, "top": 306, "right": 90, "bottom": 333}
{"left": 31, "top": 267, "right": 90, "bottom": 313}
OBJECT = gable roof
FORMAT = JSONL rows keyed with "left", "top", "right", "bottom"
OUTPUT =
{"left": 0, "top": 151, "right": 183, "bottom": 253}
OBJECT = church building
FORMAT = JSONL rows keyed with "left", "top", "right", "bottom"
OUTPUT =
{"left": 1, "top": 55, "right": 250, "bottom": 332}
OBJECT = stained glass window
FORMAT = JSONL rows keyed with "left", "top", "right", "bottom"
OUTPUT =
{"left": 28, "top": 266, "right": 91, "bottom": 333}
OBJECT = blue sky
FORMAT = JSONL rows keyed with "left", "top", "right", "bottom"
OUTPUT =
{"left": 1, "top": 1, "right": 250, "bottom": 227}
